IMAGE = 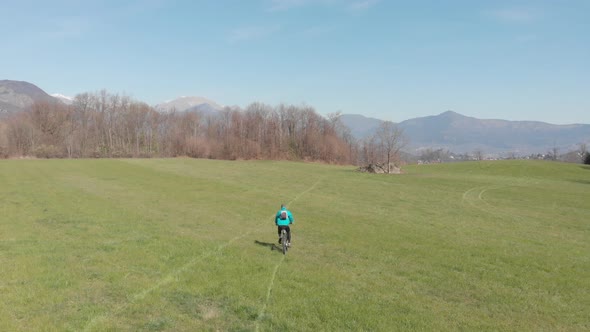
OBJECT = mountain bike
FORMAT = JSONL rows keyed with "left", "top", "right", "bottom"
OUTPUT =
{"left": 280, "top": 228, "right": 289, "bottom": 255}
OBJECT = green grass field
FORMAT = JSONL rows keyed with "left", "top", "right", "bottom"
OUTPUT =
{"left": 1, "top": 158, "right": 589, "bottom": 331}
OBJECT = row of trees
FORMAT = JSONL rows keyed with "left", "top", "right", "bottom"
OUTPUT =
{"left": 417, "top": 145, "right": 589, "bottom": 164}
{"left": 0, "top": 91, "right": 407, "bottom": 168}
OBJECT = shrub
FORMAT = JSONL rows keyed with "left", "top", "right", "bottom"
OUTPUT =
{"left": 110, "top": 149, "right": 132, "bottom": 158}
{"left": 0, "top": 146, "right": 8, "bottom": 159}
{"left": 32, "top": 144, "right": 65, "bottom": 158}
{"left": 584, "top": 152, "right": 590, "bottom": 165}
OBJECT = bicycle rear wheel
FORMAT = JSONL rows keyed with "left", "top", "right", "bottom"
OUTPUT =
{"left": 281, "top": 229, "right": 288, "bottom": 255}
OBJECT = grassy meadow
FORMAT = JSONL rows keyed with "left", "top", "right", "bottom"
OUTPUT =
{"left": 0, "top": 158, "right": 589, "bottom": 331}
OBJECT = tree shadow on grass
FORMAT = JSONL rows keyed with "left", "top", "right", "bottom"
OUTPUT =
{"left": 254, "top": 240, "right": 282, "bottom": 254}
{"left": 580, "top": 165, "right": 590, "bottom": 170}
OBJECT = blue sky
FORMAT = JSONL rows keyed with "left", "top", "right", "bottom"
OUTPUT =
{"left": 2, "top": 0, "right": 589, "bottom": 124}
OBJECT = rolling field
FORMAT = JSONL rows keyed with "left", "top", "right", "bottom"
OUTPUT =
{"left": 0, "top": 158, "right": 589, "bottom": 331}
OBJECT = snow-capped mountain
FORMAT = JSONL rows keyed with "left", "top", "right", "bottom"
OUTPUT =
{"left": 51, "top": 93, "right": 74, "bottom": 105}
{"left": 155, "top": 96, "right": 223, "bottom": 113}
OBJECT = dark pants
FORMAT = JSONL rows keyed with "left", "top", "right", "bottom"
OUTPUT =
{"left": 277, "top": 225, "right": 291, "bottom": 242}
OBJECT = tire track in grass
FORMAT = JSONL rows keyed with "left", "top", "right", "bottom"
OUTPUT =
{"left": 83, "top": 238, "right": 240, "bottom": 331}
{"left": 462, "top": 185, "right": 513, "bottom": 219}
{"left": 83, "top": 177, "right": 323, "bottom": 331}
{"left": 255, "top": 255, "right": 284, "bottom": 332}
{"left": 254, "top": 177, "right": 323, "bottom": 331}
{"left": 461, "top": 179, "right": 538, "bottom": 219}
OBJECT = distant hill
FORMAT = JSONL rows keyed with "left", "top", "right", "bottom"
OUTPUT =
{"left": 341, "top": 111, "right": 590, "bottom": 155}
{"left": 339, "top": 114, "right": 384, "bottom": 138}
{"left": 1, "top": 81, "right": 225, "bottom": 118}
{"left": 0, "top": 80, "right": 60, "bottom": 116}
{"left": 155, "top": 96, "right": 223, "bottom": 114}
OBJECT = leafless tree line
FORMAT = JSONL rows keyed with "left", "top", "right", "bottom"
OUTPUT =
{"left": 0, "top": 91, "right": 409, "bottom": 165}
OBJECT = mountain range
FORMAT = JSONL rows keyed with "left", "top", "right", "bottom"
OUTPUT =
{"left": 340, "top": 112, "right": 590, "bottom": 156}
{"left": 1, "top": 80, "right": 589, "bottom": 156}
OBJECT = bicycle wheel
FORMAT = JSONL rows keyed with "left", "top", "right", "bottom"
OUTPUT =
{"left": 281, "top": 229, "right": 288, "bottom": 255}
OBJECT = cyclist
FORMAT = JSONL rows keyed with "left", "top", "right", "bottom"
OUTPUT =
{"left": 275, "top": 204, "right": 294, "bottom": 246}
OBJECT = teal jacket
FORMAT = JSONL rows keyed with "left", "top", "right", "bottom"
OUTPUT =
{"left": 275, "top": 207, "right": 294, "bottom": 226}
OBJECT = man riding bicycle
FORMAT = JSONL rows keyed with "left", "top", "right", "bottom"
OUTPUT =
{"left": 275, "top": 204, "right": 294, "bottom": 246}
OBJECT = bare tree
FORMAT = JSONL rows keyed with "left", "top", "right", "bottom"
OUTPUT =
{"left": 3, "top": 92, "right": 359, "bottom": 164}
{"left": 375, "top": 121, "right": 406, "bottom": 173}
{"left": 326, "top": 111, "right": 357, "bottom": 163}
{"left": 553, "top": 147, "right": 559, "bottom": 161}
{"left": 473, "top": 149, "right": 484, "bottom": 161}
{"left": 360, "top": 136, "right": 377, "bottom": 165}
{"left": 578, "top": 143, "right": 588, "bottom": 162}
{"left": 420, "top": 148, "right": 450, "bottom": 163}
{"left": 72, "top": 93, "right": 94, "bottom": 157}
{"left": 0, "top": 121, "right": 7, "bottom": 157}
